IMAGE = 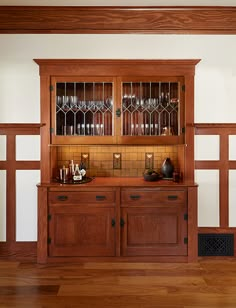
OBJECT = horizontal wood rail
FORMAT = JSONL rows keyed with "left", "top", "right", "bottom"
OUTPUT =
{"left": 0, "top": 6, "right": 236, "bottom": 34}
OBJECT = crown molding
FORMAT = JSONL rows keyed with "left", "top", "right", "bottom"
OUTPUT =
{"left": 0, "top": 6, "right": 236, "bottom": 34}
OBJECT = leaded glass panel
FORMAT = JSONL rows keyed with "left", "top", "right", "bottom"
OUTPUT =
{"left": 122, "top": 81, "right": 179, "bottom": 136}
{"left": 56, "top": 82, "right": 113, "bottom": 136}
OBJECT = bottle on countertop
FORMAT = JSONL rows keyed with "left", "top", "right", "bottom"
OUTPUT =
{"left": 72, "top": 164, "right": 82, "bottom": 183}
{"left": 69, "top": 160, "right": 74, "bottom": 178}
{"left": 161, "top": 157, "right": 174, "bottom": 179}
{"left": 79, "top": 161, "right": 87, "bottom": 179}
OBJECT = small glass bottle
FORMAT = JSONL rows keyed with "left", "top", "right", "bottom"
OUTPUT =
{"left": 69, "top": 160, "right": 75, "bottom": 180}
{"left": 72, "top": 164, "right": 82, "bottom": 183}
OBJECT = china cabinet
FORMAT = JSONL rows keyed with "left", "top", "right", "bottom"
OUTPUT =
{"left": 35, "top": 59, "right": 199, "bottom": 263}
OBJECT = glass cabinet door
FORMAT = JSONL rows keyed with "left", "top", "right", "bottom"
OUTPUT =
{"left": 121, "top": 78, "right": 184, "bottom": 142}
{"left": 50, "top": 76, "right": 184, "bottom": 145}
{"left": 51, "top": 77, "right": 115, "bottom": 144}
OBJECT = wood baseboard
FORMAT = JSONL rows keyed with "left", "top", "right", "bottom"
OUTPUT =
{"left": 0, "top": 242, "right": 37, "bottom": 261}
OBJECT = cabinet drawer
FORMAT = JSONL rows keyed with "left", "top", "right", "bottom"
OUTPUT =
{"left": 48, "top": 191, "right": 116, "bottom": 204}
{"left": 121, "top": 190, "right": 186, "bottom": 205}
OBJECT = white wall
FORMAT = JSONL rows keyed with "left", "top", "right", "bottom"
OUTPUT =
{"left": 1, "top": 34, "right": 236, "bottom": 239}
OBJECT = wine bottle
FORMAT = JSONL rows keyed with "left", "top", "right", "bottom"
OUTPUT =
{"left": 72, "top": 164, "right": 82, "bottom": 183}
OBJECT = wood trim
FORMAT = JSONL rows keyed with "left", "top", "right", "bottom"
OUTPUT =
{"left": 6, "top": 135, "right": 16, "bottom": 242}
{"left": 0, "top": 242, "right": 36, "bottom": 261}
{"left": 0, "top": 123, "right": 41, "bottom": 259}
{"left": 34, "top": 59, "right": 200, "bottom": 77}
{"left": 37, "top": 186, "right": 48, "bottom": 264}
{"left": 195, "top": 123, "right": 236, "bottom": 232}
{"left": 195, "top": 123, "right": 236, "bottom": 128}
{"left": 220, "top": 134, "right": 229, "bottom": 228}
{"left": 1, "top": 6, "right": 236, "bottom": 34}
{"left": 195, "top": 123, "right": 236, "bottom": 135}
{"left": 198, "top": 227, "right": 236, "bottom": 233}
{"left": 188, "top": 186, "right": 198, "bottom": 262}
{"left": 0, "top": 123, "right": 44, "bottom": 135}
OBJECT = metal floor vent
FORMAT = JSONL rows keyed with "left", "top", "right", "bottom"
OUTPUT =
{"left": 198, "top": 233, "right": 234, "bottom": 256}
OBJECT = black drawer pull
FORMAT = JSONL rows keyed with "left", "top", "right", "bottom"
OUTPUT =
{"left": 96, "top": 195, "right": 106, "bottom": 200}
{"left": 168, "top": 195, "right": 178, "bottom": 200}
{"left": 57, "top": 195, "right": 68, "bottom": 201}
{"left": 130, "top": 195, "right": 141, "bottom": 200}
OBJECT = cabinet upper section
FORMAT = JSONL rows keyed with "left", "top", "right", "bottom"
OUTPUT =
{"left": 34, "top": 59, "right": 200, "bottom": 145}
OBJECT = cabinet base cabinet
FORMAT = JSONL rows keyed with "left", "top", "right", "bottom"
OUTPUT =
{"left": 37, "top": 183, "right": 198, "bottom": 263}
{"left": 120, "top": 207, "right": 187, "bottom": 256}
{"left": 48, "top": 206, "right": 116, "bottom": 257}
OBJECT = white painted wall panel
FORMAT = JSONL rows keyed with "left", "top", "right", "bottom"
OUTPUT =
{"left": 229, "top": 170, "right": 236, "bottom": 227}
{"left": 229, "top": 135, "right": 236, "bottom": 160}
{"left": 0, "top": 35, "right": 236, "bottom": 123}
{"left": 0, "top": 136, "right": 6, "bottom": 161}
{"left": 16, "top": 170, "right": 40, "bottom": 241}
{"left": 195, "top": 135, "right": 219, "bottom": 161}
{"left": 0, "top": 170, "right": 6, "bottom": 241}
{"left": 195, "top": 170, "right": 220, "bottom": 227}
{"left": 16, "top": 135, "right": 40, "bottom": 161}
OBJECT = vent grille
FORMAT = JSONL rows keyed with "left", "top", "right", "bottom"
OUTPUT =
{"left": 198, "top": 233, "right": 234, "bottom": 256}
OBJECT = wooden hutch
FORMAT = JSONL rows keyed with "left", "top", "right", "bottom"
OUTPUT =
{"left": 35, "top": 59, "right": 199, "bottom": 263}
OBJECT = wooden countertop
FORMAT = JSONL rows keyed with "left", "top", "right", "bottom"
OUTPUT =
{"left": 38, "top": 177, "right": 197, "bottom": 189}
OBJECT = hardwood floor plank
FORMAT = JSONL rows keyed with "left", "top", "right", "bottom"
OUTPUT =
{"left": 58, "top": 284, "right": 168, "bottom": 296}
{"left": 0, "top": 285, "right": 59, "bottom": 296}
{"left": 0, "top": 261, "right": 19, "bottom": 269}
{"left": 0, "top": 260, "right": 236, "bottom": 307}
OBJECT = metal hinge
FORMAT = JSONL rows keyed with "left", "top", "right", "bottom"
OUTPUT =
{"left": 182, "top": 85, "right": 185, "bottom": 92}
{"left": 50, "top": 85, "right": 54, "bottom": 91}
{"left": 182, "top": 127, "right": 185, "bottom": 134}
{"left": 111, "top": 218, "right": 116, "bottom": 227}
{"left": 48, "top": 214, "right": 52, "bottom": 221}
{"left": 48, "top": 237, "right": 52, "bottom": 244}
{"left": 184, "top": 237, "right": 188, "bottom": 244}
{"left": 184, "top": 213, "right": 188, "bottom": 221}
{"left": 120, "top": 218, "right": 125, "bottom": 227}
{"left": 50, "top": 127, "right": 54, "bottom": 134}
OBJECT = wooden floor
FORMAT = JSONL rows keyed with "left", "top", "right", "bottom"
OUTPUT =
{"left": 0, "top": 258, "right": 236, "bottom": 307}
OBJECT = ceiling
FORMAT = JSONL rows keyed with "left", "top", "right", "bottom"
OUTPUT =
{"left": 0, "top": 0, "right": 236, "bottom": 6}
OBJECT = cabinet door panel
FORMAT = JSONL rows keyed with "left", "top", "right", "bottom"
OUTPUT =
{"left": 127, "top": 213, "right": 178, "bottom": 245}
{"left": 51, "top": 76, "right": 116, "bottom": 145}
{"left": 121, "top": 207, "right": 187, "bottom": 256}
{"left": 48, "top": 206, "right": 116, "bottom": 256}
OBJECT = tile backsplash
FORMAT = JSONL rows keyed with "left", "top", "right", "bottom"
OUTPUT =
{"left": 56, "top": 145, "right": 179, "bottom": 177}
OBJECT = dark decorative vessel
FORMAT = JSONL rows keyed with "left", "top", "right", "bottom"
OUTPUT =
{"left": 161, "top": 157, "right": 174, "bottom": 179}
